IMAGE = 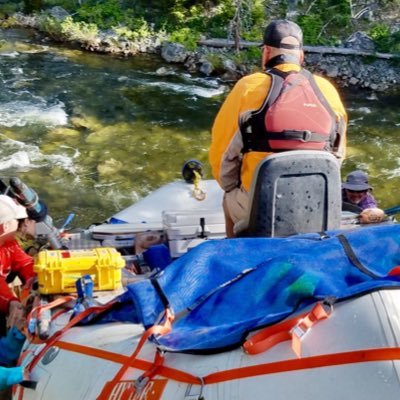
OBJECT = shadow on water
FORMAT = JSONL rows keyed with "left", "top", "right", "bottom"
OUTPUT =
{"left": 0, "top": 28, "right": 399, "bottom": 227}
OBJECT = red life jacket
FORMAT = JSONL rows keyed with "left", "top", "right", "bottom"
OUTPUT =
{"left": 240, "top": 68, "right": 338, "bottom": 153}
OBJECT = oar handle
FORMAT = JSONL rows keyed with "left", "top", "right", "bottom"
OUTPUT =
{"left": 384, "top": 205, "right": 400, "bottom": 216}
{"left": 60, "top": 213, "right": 75, "bottom": 232}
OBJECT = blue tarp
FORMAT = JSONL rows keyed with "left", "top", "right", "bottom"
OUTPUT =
{"left": 95, "top": 224, "right": 400, "bottom": 354}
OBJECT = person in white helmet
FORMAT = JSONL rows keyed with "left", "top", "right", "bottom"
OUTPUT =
{"left": 0, "top": 195, "right": 35, "bottom": 336}
{"left": 0, "top": 195, "right": 35, "bottom": 392}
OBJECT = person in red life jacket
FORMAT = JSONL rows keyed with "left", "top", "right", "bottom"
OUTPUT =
{"left": 0, "top": 195, "right": 35, "bottom": 336}
{"left": 0, "top": 196, "right": 36, "bottom": 395}
{"left": 209, "top": 19, "right": 348, "bottom": 237}
{"left": 342, "top": 170, "right": 385, "bottom": 224}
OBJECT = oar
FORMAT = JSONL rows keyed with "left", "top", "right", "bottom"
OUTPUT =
{"left": 59, "top": 213, "right": 75, "bottom": 233}
{"left": 384, "top": 205, "right": 400, "bottom": 217}
{"left": 355, "top": 204, "right": 400, "bottom": 224}
{"left": 344, "top": 204, "right": 400, "bottom": 225}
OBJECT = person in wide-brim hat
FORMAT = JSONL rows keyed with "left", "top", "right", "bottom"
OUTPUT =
{"left": 342, "top": 170, "right": 376, "bottom": 208}
{"left": 342, "top": 170, "right": 385, "bottom": 223}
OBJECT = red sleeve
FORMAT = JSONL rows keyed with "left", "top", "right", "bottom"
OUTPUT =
{"left": 9, "top": 242, "right": 35, "bottom": 284}
{"left": 0, "top": 278, "right": 19, "bottom": 314}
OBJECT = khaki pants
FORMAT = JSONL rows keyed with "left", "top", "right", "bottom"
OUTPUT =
{"left": 223, "top": 187, "right": 249, "bottom": 223}
{"left": 223, "top": 187, "right": 250, "bottom": 237}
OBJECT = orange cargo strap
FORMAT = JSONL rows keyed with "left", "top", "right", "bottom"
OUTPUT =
{"left": 204, "top": 347, "right": 400, "bottom": 384}
{"left": 50, "top": 341, "right": 400, "bottom": 387}
{"left": 26, "top": 301, "right": 117, "bottom": 373}
{"left": 56, "top": 340, "right": 198, "bottom": 384}
{"left": 17, "top": 302, "right": 400, "bottom": 398}
{"left": 97, "top": 308, "right": 174, "bottom": 400}
{"left": 16, "top": 301, "right": 118, "bottom": 400}
{"left": 243, "top": 302, "right": 331, "bottom": 358}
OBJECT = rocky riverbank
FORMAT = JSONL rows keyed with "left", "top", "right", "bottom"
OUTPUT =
{"left": 160, "top": 40, "right": 400, "bottom": 92}
{"left": 305, "top": 53, "right": 399, "bottom": 92}
{"left": 6, "top": 8, "right": 400, "bottom": 92}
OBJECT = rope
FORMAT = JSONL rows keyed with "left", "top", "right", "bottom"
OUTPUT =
{"left": 192, "top": 171, "right": 206, "bottom": 201}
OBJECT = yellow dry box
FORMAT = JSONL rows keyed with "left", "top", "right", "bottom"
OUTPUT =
{"left": 34, "top": 248, "right": 126, "bottom": 295}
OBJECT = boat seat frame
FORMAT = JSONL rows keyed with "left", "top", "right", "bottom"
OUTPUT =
{"left": 234, "top": 150, "right": 342, "bottom": 237}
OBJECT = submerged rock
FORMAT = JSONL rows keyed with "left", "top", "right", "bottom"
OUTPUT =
{"left": 97, "top": 158, "right": 124, "bottom": 177}
{"left": 199, "top": 61, "right": 213, "bottom": 76}
{"left": 161, "top": 42, "right": 188, "bottom": 63}
{"left": 70, "top": 115, "right": 102, "bottom": 132}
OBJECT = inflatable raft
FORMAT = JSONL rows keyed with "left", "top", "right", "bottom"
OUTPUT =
{"left": 13, "top": 224, "right": 400, "bottom": 400}
{"left": 8, "top": 153, "right": 400, "bottom": 400}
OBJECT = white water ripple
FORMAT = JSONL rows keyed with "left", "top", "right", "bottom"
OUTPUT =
{"left": 0, "top": 100, "right": 68, "bottom": 127}
{"left": 384, "top": 164, "right": 400, "bottom": 179}
{"left": 147, "top": 81, "right": 225, "bottom": 98}
{"left": 0, "top": 51, "right": 19, "bottom": 58}
{"left": 0, "top": 151, "right": 31, "bottom": 169}
{"left": 0, "top": 135, "right": 78, "bottom": 175}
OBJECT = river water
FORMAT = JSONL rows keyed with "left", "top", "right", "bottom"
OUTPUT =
{"left": 1, "top": 28, "right": 399, "bottom": 228}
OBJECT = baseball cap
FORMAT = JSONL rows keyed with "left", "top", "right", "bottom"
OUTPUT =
{"left": 0, "top": 195, "right": 28, "bottom": 224}
{"left": 342, "top": 170, "right": 373, "bottom": 191}
{"left": 263, "top": 19, "right": 303, "bottom": 49}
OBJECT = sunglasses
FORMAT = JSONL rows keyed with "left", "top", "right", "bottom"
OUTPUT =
{"left": 346, "top": 189, "right": 368, "bottom": 194}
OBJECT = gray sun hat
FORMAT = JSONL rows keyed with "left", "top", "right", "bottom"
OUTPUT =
{"left": 342, "top": 170, "right": 373, "bottom": 191}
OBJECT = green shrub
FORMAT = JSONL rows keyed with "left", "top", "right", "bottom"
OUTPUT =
{"left": 76, "top": 0, "right": 124, "bottom": 29}
{"left": 169, "top": 27, "right": 199, "bottom": 50}
{"left": 369, "top": 23, "right": 394, "bottom": 53}
{"left": 114, "top": 17, "right": 152, "bottom": 40}
{"left": 297, "top": 14, "right": 324, "bottom": 45}
{"left": 294, "top": 0, "right": 353, "bottom": 45}
{"left": 0, "top": 2, "right": 23, "bottom": 16}
{"left": 0, "top": 15, "right": 18, "bottom": 27}
{"left": 205, "top": 52, "right": 224, "bottom": 71}
{"left": 206, "top": 1, "right": 236, "bottom": 38}
{"left": 245, "top": 45, "right": 262, "bottom": 62}
{"left": 369, "top": 24, "right": 390, "bottom": 48}
{"left": 4, "top": 0, "right": 398, "bottom": 57}
{"left": 37, "top": 15, "right": 61, "bottom": 37}
{"left": 42, "top": 0, "right": 79, "bottom": 12}
{"left": 23, "top": 0, "right": 43, "bottom": 13}
{"left": 38, "top": 15, "right": 98, "bottom": 43}
{"left": 62, "top": 17, "right": 98, "bottom": 42}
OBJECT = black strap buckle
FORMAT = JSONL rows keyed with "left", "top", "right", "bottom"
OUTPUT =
{"left": 20, "top": 380, "right": 38, "bottom": 390}
{"left": 301, "top": 130, "right": 312, "bottom": 142}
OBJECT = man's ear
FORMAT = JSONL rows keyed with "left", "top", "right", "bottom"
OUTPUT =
{"left": 261, "top": 45, "right": 269, "bottom": 69}
{"left": 300, "top": 50, "right": 305, "bottom": 65}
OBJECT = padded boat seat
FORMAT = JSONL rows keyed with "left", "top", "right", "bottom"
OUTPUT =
{"left": 234, "top": 150, "right": 342, "bottom": 237}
